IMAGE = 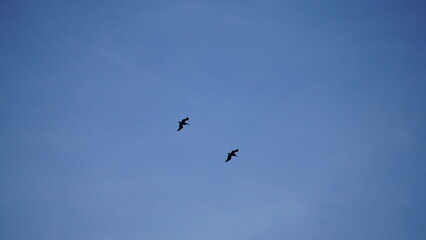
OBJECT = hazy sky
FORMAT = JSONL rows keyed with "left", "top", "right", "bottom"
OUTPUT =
{"left": 1, "top": 1, "right": 426, "bottom": 239}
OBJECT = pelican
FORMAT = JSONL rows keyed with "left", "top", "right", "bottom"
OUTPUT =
{"left": 177, "top": 117, "right": 190, "bottom": 131}
{"left": 225, "top": 149, "right": 239, "bottom": 162}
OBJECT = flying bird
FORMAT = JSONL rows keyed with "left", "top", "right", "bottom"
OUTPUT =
{"left": 177, "top": 117, "right": 190, "bottom": 131}
{"left": 225, "top": 149, "right": 239, "bottom": 162}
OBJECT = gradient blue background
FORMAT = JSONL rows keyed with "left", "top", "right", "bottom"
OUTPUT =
{"left": 1, "top": 1, "right": 426, "bottom": 239}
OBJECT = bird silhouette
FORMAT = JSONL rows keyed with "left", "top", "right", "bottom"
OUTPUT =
{"left": 225, "top": 149, "right": 239, "bottom": 162}
{"left": 177, "top": 117, "right": 190, "bottom": 131}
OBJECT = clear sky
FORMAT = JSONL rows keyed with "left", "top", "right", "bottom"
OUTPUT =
{"left": 1, "top": 0, "right": 426, "bottom": 239}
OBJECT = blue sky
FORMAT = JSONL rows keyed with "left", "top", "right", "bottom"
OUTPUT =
{"left": 1, "top": 0, "right": 426, "bottom": 239}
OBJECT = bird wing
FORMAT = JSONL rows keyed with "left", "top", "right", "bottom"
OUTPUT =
{"left": 225, "top": 154, "right": 232, "bottom": 162}
{"left": 232, "top": 149, "right": 239, "bottom": 154}
{"left": 177, "top": 123, "right": 183, "bottom": 131}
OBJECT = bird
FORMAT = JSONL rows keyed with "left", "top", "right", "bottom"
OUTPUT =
{"left": 177, "top": 117, "right": 190, "bottom": 131}
{"left": 225, "top": 149, "right": 239, "bottom": 162}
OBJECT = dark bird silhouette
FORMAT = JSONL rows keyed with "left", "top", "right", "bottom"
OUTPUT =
{"left": 225, "top": 149, "right": 239, "bottom": 162}
{"left": 177, "top": 117, "right": 190, "bottom": 131}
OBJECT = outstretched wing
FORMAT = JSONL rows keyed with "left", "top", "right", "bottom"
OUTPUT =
{"left": 177, "top": 123, "right": 184, "bottom": 131}
{"left": 182, "top": 117, "right": 189, "bottom": 123}
{"left": 225, "top": 154, "right": 232, "bottom": 162}
{"left": 231, "top": 149, "right": 239, "bottom": 154}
